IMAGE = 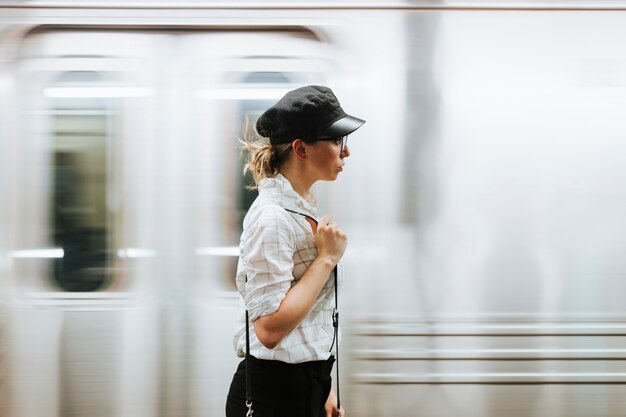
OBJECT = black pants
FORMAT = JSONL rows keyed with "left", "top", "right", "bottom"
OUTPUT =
{"left": 226, "top": 355, "right": 335, "bottom": 417}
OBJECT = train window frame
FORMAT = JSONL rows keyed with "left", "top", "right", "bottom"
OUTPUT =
{"left": 187, "top": 30, "right": 333, "bottom": 296}
{"left": 11, "top": 35, "right": 157, "bottom": 300}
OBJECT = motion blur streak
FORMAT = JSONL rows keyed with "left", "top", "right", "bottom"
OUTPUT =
{"left": 2, "top": 2, "right": 626, "bottom": 417}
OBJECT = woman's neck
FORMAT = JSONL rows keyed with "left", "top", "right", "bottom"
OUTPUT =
{"left": 279, "top": 166, "right": 315, "bottom": 203}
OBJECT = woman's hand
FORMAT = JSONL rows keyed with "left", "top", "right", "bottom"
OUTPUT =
{"left": 315, "top": 214, "right": 348, "bottom": 265}
{"left": 325, "top": 388, "right": 345, "bottom": 417}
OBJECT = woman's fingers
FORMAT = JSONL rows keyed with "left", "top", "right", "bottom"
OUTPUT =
{"left": 314, "top": 214, "right": 348, "bottom": 263}
{"left": 319, "top": 214, "right": 330, "bottom": 227}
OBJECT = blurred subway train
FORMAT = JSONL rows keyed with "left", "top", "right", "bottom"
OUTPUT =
{"left": 3, "top": 1, "right": 626, "bottom": 417}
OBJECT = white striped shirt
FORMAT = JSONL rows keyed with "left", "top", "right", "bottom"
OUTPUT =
{"left": 233, "top": 174, "right": 343, "bottom": 364}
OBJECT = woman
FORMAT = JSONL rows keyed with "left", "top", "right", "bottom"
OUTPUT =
{"left": 225, "top": 85, "right": 365, "bottom": 417}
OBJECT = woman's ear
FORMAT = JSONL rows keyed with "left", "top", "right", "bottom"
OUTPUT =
{"left": 292, "top": 139, "right": 307, "bottom": 160}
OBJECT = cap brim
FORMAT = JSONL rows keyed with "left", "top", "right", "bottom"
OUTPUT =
{"left": 321, "top": 114, "right": 365, "bottom": 138}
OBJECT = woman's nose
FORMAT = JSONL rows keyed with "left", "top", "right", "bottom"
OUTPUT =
{"left": 342, "top": 145, "right": 350, "bottom": 157}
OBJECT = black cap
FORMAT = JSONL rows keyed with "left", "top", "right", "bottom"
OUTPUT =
{"left": 256, "top": 85, "right": 365, "bottom": 145}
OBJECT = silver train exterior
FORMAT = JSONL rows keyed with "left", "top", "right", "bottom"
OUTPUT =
{"left": 2, "top": 2, "right": 626, "bottom": 416}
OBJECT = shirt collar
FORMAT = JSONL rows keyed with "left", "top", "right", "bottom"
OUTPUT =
{"left": 258, "top": 174, "right": 318, "bottom": 219}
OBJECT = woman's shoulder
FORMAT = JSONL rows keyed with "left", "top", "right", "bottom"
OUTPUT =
{"left": 243, "top": 201, "right": 295, "bottom": 232}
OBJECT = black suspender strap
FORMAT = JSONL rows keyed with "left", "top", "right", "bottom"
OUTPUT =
{"left": 244, "top": 208, "right": 342, "bottom": 417}
{"left": 332, "top": 264, "right": 341, "bottom": 416}
{"left": 244, "top": 309, "right": 253, "bottom": 417}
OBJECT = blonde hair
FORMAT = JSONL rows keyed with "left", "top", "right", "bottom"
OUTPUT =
{"left": 241, "top": 117, "right": 293, "bottom": 189}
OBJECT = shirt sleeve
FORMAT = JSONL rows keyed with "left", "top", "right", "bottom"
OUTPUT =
{"left": 242, "top": 205, "right": 295, "bottom": 322}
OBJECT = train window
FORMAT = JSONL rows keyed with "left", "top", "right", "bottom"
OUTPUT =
{"left": 190, "top": 31, "right": 329, "bottom": 295}
{"left": 10, "top": 30, "right": 165, "bottom": 298}
{"left": 195, "top": 71, "right": 309, "bottom": 293}
{"left": 46, "top": 70, "right": 120, "bottom": 292}
{"left": 234, "top": 70, "right": 324, "bottom": 209}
